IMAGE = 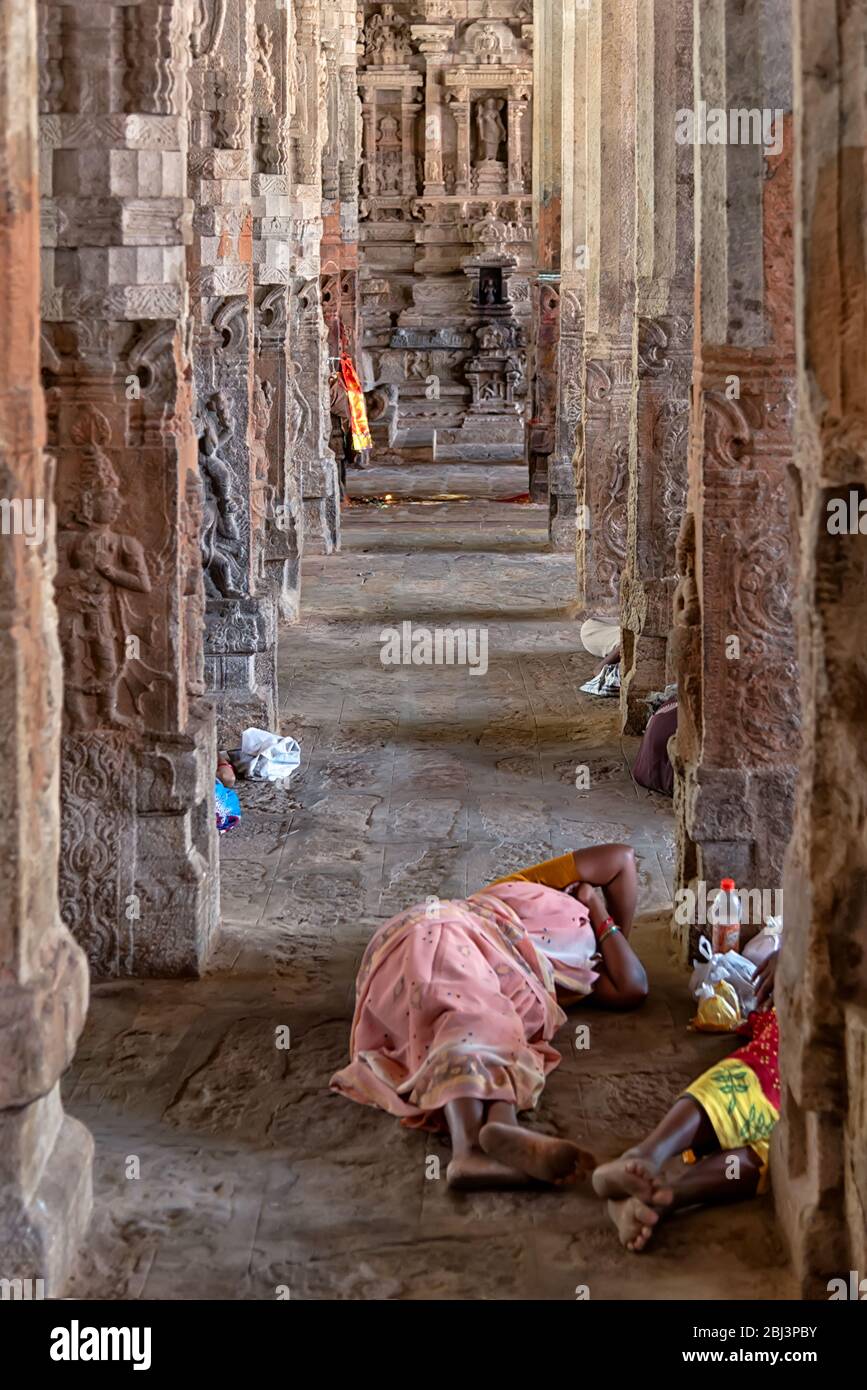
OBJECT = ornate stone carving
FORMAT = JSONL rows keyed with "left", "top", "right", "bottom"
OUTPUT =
{"left": 196, "top": 392, "right": 244, "bottom": 600}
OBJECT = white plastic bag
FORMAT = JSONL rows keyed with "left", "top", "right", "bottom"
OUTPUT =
{"left": 237, "top": 727, "right": 301, "bottom": 782}
{"left": 689, "top": 935, "right": 759, "bottom": 1016}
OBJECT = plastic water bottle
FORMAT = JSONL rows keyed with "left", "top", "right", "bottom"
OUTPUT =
{"left": 710, "top": 878, "right": 742, "bottom": 954}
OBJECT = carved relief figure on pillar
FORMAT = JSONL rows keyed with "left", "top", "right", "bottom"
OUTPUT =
{"left": 56, "top": 446, "right": 158, "bottom": 732}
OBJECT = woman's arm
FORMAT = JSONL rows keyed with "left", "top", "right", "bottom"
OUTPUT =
{"left": 576, "top": 883, "right": 648, "bottom": 1010}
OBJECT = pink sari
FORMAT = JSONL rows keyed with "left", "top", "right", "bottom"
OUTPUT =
{"left": 330, "top": 881, "right": 598, "bottom": 1130}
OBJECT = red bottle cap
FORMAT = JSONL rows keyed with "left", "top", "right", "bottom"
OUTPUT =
{"left": 720, "top": 878, "right": 736, "bottom": 891}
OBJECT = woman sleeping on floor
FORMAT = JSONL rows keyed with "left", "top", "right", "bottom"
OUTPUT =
{"left": 330, "top": 844, "right": 648, "bottom": 1191}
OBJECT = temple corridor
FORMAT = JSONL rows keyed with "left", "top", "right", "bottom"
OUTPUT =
{"left": 3, "top": 0, "right": 866, "bottom": 1315}
{"left": 63, "top": 489, "right": 793, "bottom": 1300}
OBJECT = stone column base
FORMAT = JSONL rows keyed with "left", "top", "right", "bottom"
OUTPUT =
{"left": 619, "top": 573, "right": 676, "bottom": 733}
{"left": 303, "top": 451, "right": 341, "bottom": 555}
{"left": 548, "top": 455, "right": 578, "bottom": 551}
{"left": 205, "top": 595, "right": 278, "bottom": 742}
{"left": 59, "top": 710, "right": 218, "bottom": 978}
{"left": 0, "top": 1089, "right": 93, "bottom": 1296}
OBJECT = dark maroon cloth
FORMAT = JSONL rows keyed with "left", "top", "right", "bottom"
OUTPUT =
{"left": 633, "top": 700, "right": 677, "bottom": 796}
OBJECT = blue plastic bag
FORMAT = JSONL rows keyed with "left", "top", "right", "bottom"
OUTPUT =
{"left": 215, "top": 779, "right": 241, "bottom": 834}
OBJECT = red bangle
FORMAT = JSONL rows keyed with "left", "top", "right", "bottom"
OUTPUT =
{"left": 597, "top": 921, "right": 620, "bottom": 948}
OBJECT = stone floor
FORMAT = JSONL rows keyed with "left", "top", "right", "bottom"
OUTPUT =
{"left": 63, "top": 488, "right": 795, "bottom": 1300}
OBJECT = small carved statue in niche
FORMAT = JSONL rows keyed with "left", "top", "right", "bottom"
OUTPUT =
{"left": 476, "top": 97, "right": 506, "bottom": 162}
{"left": 57, "top": 447, "right": 154, "bottom": 728}
{"left": 379, "top": 112, "right": 399, "bottom": 144}
{"left": 378, "top": 149, "right": 401, "bottom": 193}
{"left": 474, "top": 24, "right": 501, "bottom": 65}
{"left": 480, "top": 269, "right": 502, "bottom": 305}
{"left": 197, "top": 391, "right": 244, "bottom": 600}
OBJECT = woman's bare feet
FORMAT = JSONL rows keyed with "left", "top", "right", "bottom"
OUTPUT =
{"left": 607, "top": 1195, "right": 661, "bottom": 1252}
{"left": 592, "top": 1153, "right": 660, "bottom": 1202}
{"left": 479, "top": 1121, "right": 596, "bottom": 1185}
{"left": 446, "top": 1148, "right": 531, "bottom": 1191}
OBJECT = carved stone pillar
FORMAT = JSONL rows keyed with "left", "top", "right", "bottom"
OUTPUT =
{"left": 253, "top": 1, "right": 302, "bottom": 623}
{"left": 361, "top": 91, "right": 377, "bottom": 200}
{"left": 576, "top": 0, "right": 637, "bottom": 612}
{"left": 450, "top": 90, "right": 471, "bottom": 196}
{"left": 321, "top": 35, "right": 340, "bottom": 203}
{"left": 528, "top": 2, "right": 561, "bottom": 514}
{"left": 506, "top": 91, "right": 528, "bottom": 195}
{"left": 550, "top": 0, "right": 589, "bottom": 552}
{"left": 400, "top": 96, "right": 419, "bottom": 197}
{"left": 339, "top": 61, "right": 359, "bottom": 204}
{"left": 672, "top": 0, "right": 799, "bottom": 956}
{"left": 188, "top": 0, "right": 278, "bottom": 740}
{"left": 1, "top": 0, "right": 93, "bottom": 1292}
{"left": 527, "top": 278, "right": 559, "bottom": 503}
{"left": 774, "top": 0, "right": 867, "bottom": 1296}
{"left": 619, "top": 0, "right": 693, "bottom": 732}
{"left": 321, "top": 0, "right": 361, "bottom": 477}
{"left": 40, "top": 0, "right": 219, "bottom": 976}
{"left": 413, "top": 24, "right": 451, "bottom": 196}
{"left": 292, "top": 0, "right": 340, "bottom": 553}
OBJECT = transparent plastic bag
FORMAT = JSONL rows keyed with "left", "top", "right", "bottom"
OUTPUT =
{"left": 689, "top": 935, "right": 759, "bottom": 1018}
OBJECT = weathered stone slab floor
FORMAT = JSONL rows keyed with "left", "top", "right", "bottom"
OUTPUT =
{"left": 64, "top": 494, "right": 794, "bottom": 1300}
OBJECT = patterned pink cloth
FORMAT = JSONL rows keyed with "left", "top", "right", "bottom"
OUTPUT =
{"left": 330, "top": 882, "right": 598, "bottom": 1129}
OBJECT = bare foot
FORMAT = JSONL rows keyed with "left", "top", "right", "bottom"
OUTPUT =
{"left": 479, "top": 1121, "right": 595, "bottom": 1185}
{"left": 592, "top": 1153, "right": 660, "bottom": 1202}
{"left": 607, "top": 1195, "right": 661, "bottom": 1252}
{"left": 446, "top": 1148, "right": 531, "bottom": 1191}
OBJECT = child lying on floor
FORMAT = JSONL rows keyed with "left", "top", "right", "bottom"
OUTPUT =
{"left": 591, "top": 948, "right": 780, "bottom": 1251}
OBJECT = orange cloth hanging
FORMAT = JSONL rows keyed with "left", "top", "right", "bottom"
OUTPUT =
{"left": 339, "top": 352, "right": 372, "bottom": 452}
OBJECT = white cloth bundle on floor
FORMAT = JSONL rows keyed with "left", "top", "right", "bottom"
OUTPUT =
{"left": 238, "top": 728, "right": 301, "bottom": 782}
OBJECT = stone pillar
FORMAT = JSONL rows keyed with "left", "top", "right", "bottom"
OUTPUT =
{"left": 321, "top": 0, "right": 361, "bottom": 473}
{"left": 619, "top": 0, "right": 693, "bottom": 732}
{"left": 361, "top": 88, "right": 377, "bottom": 200}
{"left": 40, "top": 0, "right": 219, "bottom": 976}
{"left": 672, "top": 0, "right": 799, "bottom": 955}
{"left": 506, "top": 90, "right": 528, "bottom": 196}
{"left": 576, "top": 0, "right": 637, "bottom": 612}
{"left": 528, "top": 0, "right": 562, "bottom": 511}
{"left": 252, "top": 1, "right": 302, "bottom": 623}
{"left": 774, "top": 0, "right": 867, "bottom": 1296}
{"left": 292, "top": 0, "right": 340, "bottom": 553}
{"left": 1, "top": 0, "right": 93, "bottom": 1293}
{"left": 414, "top": 24, "right": 451, "bottom": 196}
{"left": 321, "top": 33, "right": 340, "bottom": 204}
{"left": 527, "top": 279, "right": 559, "bottom": 503}
{"left": 339, "top": 59, "right": 359, "bottom": 206}
{"left": 549, "top": 0, "right": 589, "bottom": 552}
{"left": 400, "top": 94, "right": 419, "bottom": 198}
{"left": 450, "top": 89, "right": 471, "bottom": 196}
{"left": 188, "top": 0, "right": 279, "bottom": 740}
